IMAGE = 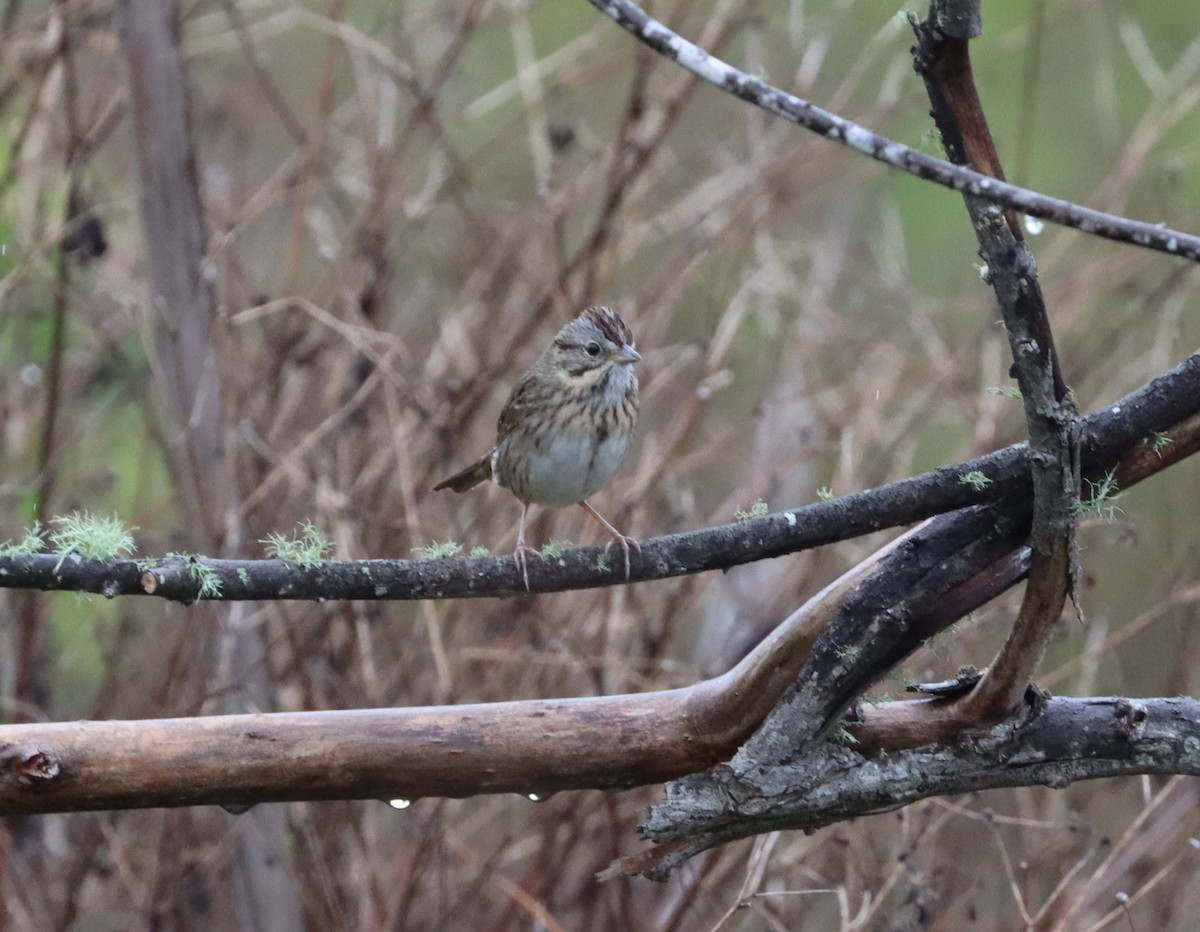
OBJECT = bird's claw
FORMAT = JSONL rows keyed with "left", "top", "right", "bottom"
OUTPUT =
{"left": 603, "top": 534, "right": 641, "bottom": 581}
{"left": 513, "top": 544, "right": 541, "bottom": 591}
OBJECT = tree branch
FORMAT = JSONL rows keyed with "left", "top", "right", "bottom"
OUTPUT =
{"left": 625, "top": 696, "right": 1200, "bottom": 879}
{"left": 1, "top": 383, "right": 1197, "bottom": 826}
{"left": 626, "top": 400, "right": 1200, "bottom": 876}
{"left": 0, "top": 531, "right": 938, "bottom": 814}
{"left": 2, "top": 351, "right": 1198, "bottom": 600}
{"left": 913, "top": 3, "right": 1079, "bottom": 722}
{"left": 586, "top": 0, "right": 1200, "bottom": 263}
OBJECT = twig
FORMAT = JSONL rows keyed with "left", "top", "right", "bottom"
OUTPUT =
{"left": 585, "top": 0, "right": 1200, "bottom": 263}
{"left": 280, "top": 0, "right": 347, "bottom": 294}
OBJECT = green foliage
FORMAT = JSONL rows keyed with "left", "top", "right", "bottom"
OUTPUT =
{"left": 411, "top": 540, "right": 463, "bottom": 561}
{"left": 835, "top": 644, "right": 862, "bottom": 664}
{"left": 540, "top": 539, "right": 572, "bottom": 559}
{"left": 595, "top": 552, "right": 611, "bottom": 572}
{"left": 141, "top": 552, "right": 222, "bottom": 598}
{"left": 918, "top": 125, "right": 947, "bottom": 157}
{"left": 48, "top": 512, "right": 136, "bottom": 561}
{"left": 816, "top": 486, "right": 834, "bottom": 501}
{"left": 958, "top": 470, "right": 993, "bottom": 490}
{"left": 1074, "top": 470, "right": 1123, "bottom": 521}
{"left": 1151, "top": 431, "right": 1173, "bottom": 457}
{"left": 735, "top": 499, "right": 769, "bottom": 522}
{"left": 0, "top": 521, "right": 45, "bottom": 556}
{"left": 469, "top": 545, "right": 490, "bottom": 558}
{"left": 986, "top": 385, "right": 1023, "bottom": 399}
{"left": 261, "top": 522, "right": 332, "bottom": 564}
{"left": 176, "top": 554, "right": 222, "bottom": 599}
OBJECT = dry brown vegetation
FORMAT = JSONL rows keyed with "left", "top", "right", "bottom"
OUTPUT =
{"left": 3, "top": 0, "right": 1200, "bottom": 929}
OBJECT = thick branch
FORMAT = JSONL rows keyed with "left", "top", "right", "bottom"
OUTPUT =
{"left": 0, "top": 697, "right": 718, "bottom": 812}
{"left": 628, "top": 696, "right": 1200, "bottom": 879}
{"left": 632, "top": 409, "right": 1200, "bottom": 874}
{"left": 1, "top": 403, "right": 1197, "bottom": 820}
{"left": 0, "top": 490, "right": 1055, "bottom": 818}
{"left": 0, "top": 534, "right": 935, "bottom": 814}
{"left": 586, "top": 0, "right": 1200, "bottom": 263}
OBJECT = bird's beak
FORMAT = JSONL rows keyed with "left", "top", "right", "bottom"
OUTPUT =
{"left": 616, "top": 344, "right": 641, "bottom": 365}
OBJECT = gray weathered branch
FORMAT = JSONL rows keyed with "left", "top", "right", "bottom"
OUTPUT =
{"left": 630, "top": 696, "right": 1200, "bottom": 879}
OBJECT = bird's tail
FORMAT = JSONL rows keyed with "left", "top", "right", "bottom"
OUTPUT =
{"left": 432, "top": 453, "right": 493, "bottom": 493}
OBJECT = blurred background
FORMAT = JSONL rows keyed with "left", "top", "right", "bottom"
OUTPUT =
{"left": 2, "top": 0, "right": 1200, "bottom": 928}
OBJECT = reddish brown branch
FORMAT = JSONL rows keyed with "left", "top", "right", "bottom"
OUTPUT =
{"left": 913, "top": 3, "right": 1077, "bottom": 723}
{"left": 912, "top": 13, "right": 1066, "bottom": 399}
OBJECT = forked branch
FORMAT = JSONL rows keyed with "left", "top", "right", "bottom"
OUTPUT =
{"left": 913, "top": 2, "right": 1078, "bottom": 722}
{"left": 587, "top": 0, "right": 1200, "bottom": 264}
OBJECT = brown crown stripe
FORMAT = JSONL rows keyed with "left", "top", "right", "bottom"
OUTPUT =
{"left": 582, "top": 306, "right": 633, "bottom": 346}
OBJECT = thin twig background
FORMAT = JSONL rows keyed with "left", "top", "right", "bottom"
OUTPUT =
{"left": 1, "top": 1, "right": 1199, "bottom": 928}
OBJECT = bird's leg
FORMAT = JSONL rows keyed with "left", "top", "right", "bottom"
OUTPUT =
{"left": 513, "top": 502, "right": 540, "bottom": 591}
{"left": 580, "top": 500, "right": 640, "bottom": 580}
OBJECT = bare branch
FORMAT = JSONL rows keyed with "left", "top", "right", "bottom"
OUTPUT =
{"left": 630, "top": 398, "right": 1200, "bottom": 876}
{"left": 586, "top": 0, "right": 1200, "bottom": 263}
{"left": 912, "top": 5, "right": 1078, "bottom": 721}
{"left": 629, "top": 696, "right": 1200, "bottom": 879}
{"left": 2, "top": 351, "right": 1198, "bottom": 600}
{"left": 1, "top": 367, "right": 1197, "bottom": 844}
{"left": 116, "top": 0, "right": 232, "bottom": 548}
{"left": 0, "top": 543, "right": 886, "bottom": 815}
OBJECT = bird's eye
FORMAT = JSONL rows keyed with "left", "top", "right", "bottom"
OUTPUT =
{"left": 585, "top": 341, "right": 602, "bottom": 357}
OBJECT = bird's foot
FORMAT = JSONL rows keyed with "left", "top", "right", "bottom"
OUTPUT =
{"left": 602, "top": 534, "right": 642, "bottom": 581}
{"left": 513, "top": 543, "right": 542, "bottom": 591}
